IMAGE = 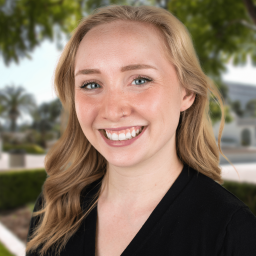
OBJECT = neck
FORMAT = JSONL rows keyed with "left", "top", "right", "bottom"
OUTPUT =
{"left": 98, "top": 149, "right": 184, "bottom": 213}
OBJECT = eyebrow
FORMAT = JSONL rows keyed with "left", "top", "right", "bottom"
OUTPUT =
{"left": 75, "top": 64, "right": 157, "bottom": 76}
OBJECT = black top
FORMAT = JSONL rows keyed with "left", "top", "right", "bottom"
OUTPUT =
{"left": 26, "top": 163, "right": 256, "bottom": 255}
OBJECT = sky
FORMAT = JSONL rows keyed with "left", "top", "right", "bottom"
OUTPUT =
{"left": 0, "top": 40, "right": 62, "bottom": 105}
{"left": 0, "top": 39, "right": 256, "bottom": 124}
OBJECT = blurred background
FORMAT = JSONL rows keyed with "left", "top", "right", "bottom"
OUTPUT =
{"left": 0, "top": 0, "right": 256, "bottom": 255}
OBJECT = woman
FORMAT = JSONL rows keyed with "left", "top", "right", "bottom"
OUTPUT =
{"left": 26, "top": 5, "right": 256, "bottom": 256}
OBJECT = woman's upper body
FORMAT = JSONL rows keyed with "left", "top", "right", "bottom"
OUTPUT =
{"left": 26, "top": 163, "right": 256, "bottom": 256}
{"left": 25, "top": 5, "right": 255, "bottom": 256}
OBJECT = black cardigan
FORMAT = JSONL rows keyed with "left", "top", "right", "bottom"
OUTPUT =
{"left": 26, "top": 163, "right": 256, "bottom": 255}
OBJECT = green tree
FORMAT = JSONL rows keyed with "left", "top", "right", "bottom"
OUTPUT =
{"left": 160, "top": 0, "right": 256, "bottom": 78}
{"left": 0, "top": 85, "right": 36, "bottom": 132}
{"left": 228, "top": 99, "right": 244, "bottom": 117}
{"left": 31, "top": 98, "right": 62, "bottom": 148}
{"left": 245, "top": 99, "right": 256, "bottom": 117}
{"left": 2, "top": 0, "right": 255, "bottom": 70}
{"left": 0, "top": 103, "right": 4, "bottom": 135}
{"left": 1, "top": 0, "right": 255, "bottom": 125}
{"left": 0, "top": 0, "right": 84, "bottom": 65}
{"left": 158, "top": 0, "right": 256, "bottom": 125}
{"left": 0, "top": 103, "right": 5, "bottom": 116}
{"left": 209, "top": 98, "right": 233, "bottom": 125}
{"left": 227, "top": 98, "right": 256, "bottom": 118}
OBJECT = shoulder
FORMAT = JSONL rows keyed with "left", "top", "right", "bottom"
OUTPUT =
{"left": 187, "top": 167, "right": 256, "bottom": 253}
{"left": 218, "top": 206, "right": 256, "bottom": 255}
{"left": 190, "top": 167, "right": 250, "bottom": 210}
{"left": 228, "top": 206, "right": 256, "bottom": 229}
{"left": 185, "top": 166, "right": 256, "bottom": 227}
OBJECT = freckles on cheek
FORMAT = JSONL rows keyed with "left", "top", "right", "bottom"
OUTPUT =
{"left": 74, "top": 93, "right": 85, "bottom": 121}
{"left": 74, "top": 93, "right": 99, "bottom": 126}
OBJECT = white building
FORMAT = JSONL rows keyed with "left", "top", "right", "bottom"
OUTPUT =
{"left": 213, "top": 81, "right": 256, "bottom": 148}
{"left": 225, "top": 81, "right": 256, "bottom": 109}
{"left": 213, "top": 110, "right": 256, "bottom": 148}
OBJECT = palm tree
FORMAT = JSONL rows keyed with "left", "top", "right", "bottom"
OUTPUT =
{"left": 0, "top": 103, "right": 4, "bottom": 158}
{"left": 0, "top": 85, "right": 36, "bottom": 132}
{"left": 31, "top": 98, "right": 62, "bottom": 148}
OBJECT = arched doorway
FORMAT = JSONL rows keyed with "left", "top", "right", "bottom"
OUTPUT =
{"left": 241, "top": 129, "right": 251, "bottom": 146}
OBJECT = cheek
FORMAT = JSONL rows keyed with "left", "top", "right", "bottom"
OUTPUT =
{"left": 74, "top": 92, "right": 97, "bottom": 128}
{"left": 145, "top": 87, "right": 181, "bottom": 138}
{"left": 142, "top": 88, "right": 179, "bottom": 120}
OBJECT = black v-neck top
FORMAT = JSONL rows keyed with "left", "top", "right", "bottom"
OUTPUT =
{"left": 26, "top": 164, "right": 256, "bottom": 255}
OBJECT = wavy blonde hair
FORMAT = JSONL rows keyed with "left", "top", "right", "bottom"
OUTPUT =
{"left": 26, "top": 4, "right": 238, "bottom": 256}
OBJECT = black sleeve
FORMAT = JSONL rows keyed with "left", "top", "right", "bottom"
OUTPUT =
{"left": 26, "top": 192, "right": 44, "bottom": 256}
{"left": 219, "top": 206, "right": 256, "bottom": 256}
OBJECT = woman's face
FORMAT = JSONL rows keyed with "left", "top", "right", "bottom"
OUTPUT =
{"left": 74, "top": 20, "right": 195, "bottom": 167}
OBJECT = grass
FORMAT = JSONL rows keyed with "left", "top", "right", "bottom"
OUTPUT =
{"left": 0, "top": 241, "right": 14, "bottom": 256}
{"left": 26, "top": 202, "right": 36, "bottom": 212}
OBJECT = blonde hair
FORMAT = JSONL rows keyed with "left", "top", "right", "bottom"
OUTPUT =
{"left": 26, "top": 4, "right": 238, "bottom": 256}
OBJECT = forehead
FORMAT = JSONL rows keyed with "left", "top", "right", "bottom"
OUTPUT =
{"left": 74, "top": 20, "right": 169, "bottom": 70}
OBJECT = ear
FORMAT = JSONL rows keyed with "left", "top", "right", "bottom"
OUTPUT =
{"left": 180, "top": 88, "right": 196, "bottom": 112}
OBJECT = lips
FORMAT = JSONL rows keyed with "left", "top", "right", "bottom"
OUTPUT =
{"left": 101, "top": 125, "right": 143, "bottom": 132}
{"left": 99, "top": 125, "right": 148, "bottom": 147}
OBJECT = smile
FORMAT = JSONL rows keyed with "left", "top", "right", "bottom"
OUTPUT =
{"left": 102, "top": 126, "right": 144, "bottom": 141}
{"left": 99, "top": 126, "right": 148, "bottom": 147}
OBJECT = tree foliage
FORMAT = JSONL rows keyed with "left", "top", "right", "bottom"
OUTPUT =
{"left": 0, "top": 85, "right": 36, "bottom": 132}
{"left": 229, "top": 98, "right": 256, "bottom": 118}
{"left": 245, "top": 99, "right": 256, "bottom": 117}
{"left": 1, "top": 0, "right": 255, "bottom": 125}
{"left": 162, "top": 0, "right": 256, "bottom": 78}
{"left": 2, "top": 0, "right": 255, "bottom": 70}
{"left": 156, "top": 0, "right": 256, "bottom": 124}
{"left": 0, "top": 0, "right": 85, "bottom": 65}
{"left": 228, "top": 100, "right": 244, "bottom": 117}
{"left": 31, "top": 98, "right": 62, "bottom": 147}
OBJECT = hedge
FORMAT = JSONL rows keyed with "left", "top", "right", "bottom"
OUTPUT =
{"left": 3, "top": 143, "right": 45, "bottom": 154}
{"left": 222, "top": 180, "right": 256, "bottom": 215}
{"left": 0, "top": 169, "right": 47, "bottom": 210}
{"left": 0, "top": 169, "right": 256, "bottom": 216}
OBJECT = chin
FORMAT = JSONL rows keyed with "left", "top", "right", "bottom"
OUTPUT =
{"left": 105, "top": 153, "right": 144, "bottom": 168}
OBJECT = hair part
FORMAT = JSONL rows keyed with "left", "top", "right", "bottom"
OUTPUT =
{"left": 26, "top": 5, "right": 237, "bottom": 256}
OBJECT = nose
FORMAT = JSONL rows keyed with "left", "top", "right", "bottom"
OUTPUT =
{"left": 100, "top": 89, "right": 131, "bottom": 122}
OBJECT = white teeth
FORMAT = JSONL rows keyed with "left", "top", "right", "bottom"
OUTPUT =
{"left": 111, "top": 133, "right": 119, "bottom": 141}
{"left": 106, "top": 131, "right": 111, "bottom": 139}
{"left": 105, "top": 127, "right": 144, "bottom": 141}
{"left": 119, "top": 133, "right": 126, "bottom": 140}
{"left": 126, "top": 131, "right": 132, "bottom": 139}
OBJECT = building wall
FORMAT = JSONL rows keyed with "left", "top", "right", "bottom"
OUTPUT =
{"left": 213, "top": 81, "right": 256, "bottom": 147}
{"left": 239, "top": 125, "right": 256, "bottom": 147}
{"left": 213, "top": 111, "right": 256, "bottom": 147}
{"left": 213, "top": 113, "right": 239, "bottom": 145}
{"left": 225, "top": 81, "right": 256, "bottom": 109}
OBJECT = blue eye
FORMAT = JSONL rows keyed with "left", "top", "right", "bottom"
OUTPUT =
{"left": 80, "top": 82, "right": 100, "bottom": 90}
{"left": 80, "top": 76, "right": 152, "bottom": 90}
{"left": 131, "top": 76, "right": 152, "bottom": 86}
